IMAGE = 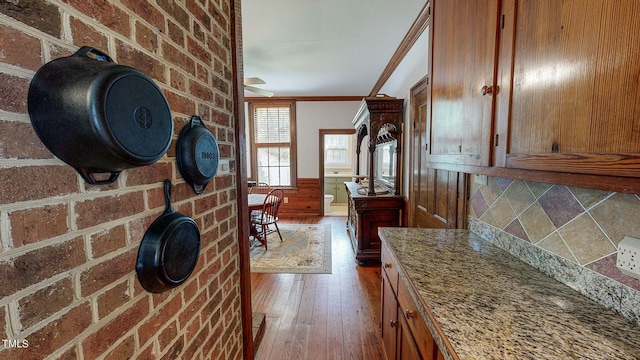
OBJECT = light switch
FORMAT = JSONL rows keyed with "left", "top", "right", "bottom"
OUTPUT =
{"left": 217, "top": 159, "right": 230, "bottom": 175}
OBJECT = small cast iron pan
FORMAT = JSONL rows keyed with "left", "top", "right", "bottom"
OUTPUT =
{"left": 136, "top": 180, "right": 201, "bottom": 293}
{"left": 176, "top": 115, "right": 220, "bottom": 194}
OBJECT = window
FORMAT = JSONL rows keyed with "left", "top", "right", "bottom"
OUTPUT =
{"left": 325, "top": 134, "right": 352, "bottom": 168}
{"left": 248, "top": 100, "right": 297, "bottom": 187}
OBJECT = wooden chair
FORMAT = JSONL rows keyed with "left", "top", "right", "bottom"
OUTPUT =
{"left": 250, "top": 188, "right": 283, "bottom": 250}
{"left": 249, "top": 182, "right": 271, "bottom": 194}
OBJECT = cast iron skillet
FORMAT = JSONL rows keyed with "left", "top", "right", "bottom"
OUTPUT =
{"left": 176, "top": 115, "right": 220, "bottom": 194}
{"left": 136, "top": 180, "right": 201, "bottom": 293}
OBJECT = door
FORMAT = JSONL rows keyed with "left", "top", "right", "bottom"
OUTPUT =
{"left": 410, "top": 77, "right": 467, "bottom": 229}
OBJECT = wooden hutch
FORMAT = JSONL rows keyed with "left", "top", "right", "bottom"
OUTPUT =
{"left": 346, "top": 96, "right": 404, "bottom": 263}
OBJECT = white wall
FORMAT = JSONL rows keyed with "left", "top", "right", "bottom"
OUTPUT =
{"left": 379, "top": 27, "right": 430, "bottom": 197}
{"left": 296, "top": 101, "right": 361, "bottom": 178}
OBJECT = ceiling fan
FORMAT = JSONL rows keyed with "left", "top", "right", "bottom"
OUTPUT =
{"left": 243, "top": 77, "right": 274, "bottom": 97}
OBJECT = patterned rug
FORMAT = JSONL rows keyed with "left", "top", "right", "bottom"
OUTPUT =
{"left": 249, "top": 224, "right": 332, "bottom": 274}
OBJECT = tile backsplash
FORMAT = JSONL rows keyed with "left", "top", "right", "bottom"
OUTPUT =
{"left": 469, "top": 176, "right": 640, "bottom": 326}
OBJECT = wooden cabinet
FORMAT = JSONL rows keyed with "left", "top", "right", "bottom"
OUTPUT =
{"left": 346, "top": 182, "right": 403, "bottom": 263}
{"left": 381, "top": 244, "right": 440, "bottom": 360}
{"left": 428, "top": 0, "right": 640, "bottom": 182}
{"left": 495, "top": 0, "right": 640, "bottom": 177}
{"left": 324, "top": 176, "right": 350, "bottom": 204}
{"left": 428, "top": 0, "right": 499, "bottom": 167}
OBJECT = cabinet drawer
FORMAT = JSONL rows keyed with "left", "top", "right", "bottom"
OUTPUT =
{"left": 397, "top": 278, "right": 437, "bottom": 359}
{"left": 381, "top": 245, "right": 398, "bottom": 293}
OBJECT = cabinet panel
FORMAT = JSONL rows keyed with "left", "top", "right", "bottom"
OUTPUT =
{"left": 429, "top": 0, "right": 499, "bottom": 166}
{"left": 398, "top": 277, "right": 437, "bottom": 359}
{"left": 382, "top": 274, "right": 399, "bottom": 360}
{"left": 497, "top": 0, "right": 640, "bottom": 176}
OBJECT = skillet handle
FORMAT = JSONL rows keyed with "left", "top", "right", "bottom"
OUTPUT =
{"left": 77, "top": 169, "right": 120, "bottom": 185}
{"left": 163, "top": 179, "right": 175, "bottom": 213}
{"left": 73, "top": 46, "right": 114, "bottom": 62}
{"left": 192, "top": 183, "right": 207, "bottom": 195}
{"left": 190, "top": 115, "right": 207, "bottom": 129}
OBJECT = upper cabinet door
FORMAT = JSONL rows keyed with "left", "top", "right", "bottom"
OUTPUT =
{"left": 429, "top": 0, "right": 500, "bottom": 166}
{"left": 495, "top": 0, "right": 640, "bottom": 176}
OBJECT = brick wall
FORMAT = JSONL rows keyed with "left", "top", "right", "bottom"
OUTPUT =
{"left": 0, "top": 0, "right": 242, "bottom": 359}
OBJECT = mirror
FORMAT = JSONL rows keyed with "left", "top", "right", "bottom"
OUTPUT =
{"left": 374, "top": 140, "right": 397, "bottom": 191}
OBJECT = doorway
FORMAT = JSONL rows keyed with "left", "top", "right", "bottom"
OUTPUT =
{"left": 319, "top": 129, "right": 356, "bottom": 216}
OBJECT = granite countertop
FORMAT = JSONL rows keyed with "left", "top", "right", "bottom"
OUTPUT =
{"left": 378, "top": 228, "right": 640, "bottom": 360}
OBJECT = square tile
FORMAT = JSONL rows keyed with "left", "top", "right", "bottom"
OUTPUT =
{"left": 558, "top": 214, "right": 616, "bottom": 265}
{"left": 590, "top": 193, "right": 640, "bottom": 246}
{"left": 537, "top": 232, "right": 577, "bottom": 264}
{"left": 519, "top": 203, "right": 556, "bottom": 243}
{"left": 504, "top": 180, "right": 536, "bottom": 215}
{"left": 538, "top": 185, "right": 585, "bottom": 228}
{"left": 489, "top": 195, "right": 516, "bottom": 229}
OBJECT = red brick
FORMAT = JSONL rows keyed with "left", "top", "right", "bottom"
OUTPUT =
{"left": 178, "top": 288, "right": 207, "bottom": 329}
{"left": 160, "top": 337, "right": 185, "bottom": 360}
{"left": 0, "top": 165, "right": 78, "bottom": 205}
{"left": 138, "top": 295, "right": 182, "bottom": 346}
{"left": 96, "top": 280, "right": 131, "bottom": 319}
{"left": 114, "top": 39, "right": 166, "bottom": 84}
{"left": 79, "top": 249, "right": 135, "bottom": 297}
{"left": 196, "top": 62, "right": 209, "bottom": 83}
{"left": 4, "top": 302, "right": 92, "bottom": 360}
{"left": 0, "top": 73, "right": 29, "bottom": 113}
{"left": 186, "top": 0, "right": 211, "bottom": 31}
{"left": 162, "top": 42, "right": 196, "bottom": 75}
{"left": 212, "top": 109, "right": 231, "bottom": 127}
{"left": 157, "top": 0, "right": 190, "bottom": 29}
{"left": 165, "top": 89, "right": 196, "bottom": 115}
{"left": 189, "top": 79, "right": 214, "bottom": 102}
{"left": 0, "top": 120, "right": 52, "bottom": 160}
{"left": 214, "top": 204, "right": 233, "bottom": 222}
{"left": 137, "top": 343, "right": 156, "bottom": 360}
{"left": 82, "top": 298, "right": 149, "bottom": 359}
{"left": 188, "top": 37, "right": 212, "bottom": 65}
{"left": 120, "top": 0, "right": 165, "bottom": 32}
{"left": 170, "top": 68, "right": 187, "bottom": 92}
{"left": 125, "top": 162, "right": 173, "bottom": 187}
{"left": 18, "top": 277, "right": 74, "bottom": 328}
{"left": 184, "top": 324, "right": 209, "bottom": 360}
{"left": 0, "top": 306, "right": 6, "bottom": 340}
{"left": 61, "top": 0, "right": 130, "bottom": 36}
{"left": 158, "top": 321, "right": 178, "bottom": 351}
{"left": 75, "top": 191, "right": 144, "bottom": 229}
{"left": 167, "top": 19, "right": 185, "bottom": 46}
{"left": 90, "top": 224, "right": 127, "bottom": 259}
{"left": 0, "top": 237, "right": 85, "bottom": 297}
{"left": 135, "top": 21, "right": 159, "bottom": 53}
{"left": 0, "top": 2, "right": 61, "bottom": 40}
{"left": 0, "top": 24, "right": 42, "bottom": 70}
{"left": 69, "top": 17, "right": 108, "bottom": 51}
{"left": 9, "top": 203, "right": 69, "bottom": 246}
{"left": 54, "top": 346, "right": 78, "bottom": 360}
{"left": 103, "top": 335, "right": 135, "bottom": 360}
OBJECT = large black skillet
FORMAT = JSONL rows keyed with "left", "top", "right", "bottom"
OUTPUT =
{"left": 136, "top": 180, "right": 201, "bottom": 293}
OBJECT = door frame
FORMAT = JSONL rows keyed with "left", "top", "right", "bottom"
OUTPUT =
{"left": 319, "top": 129, "right": 356, "bottom": 216}
{"left": 408, "top": 75, "right": 429, "bottom": 227}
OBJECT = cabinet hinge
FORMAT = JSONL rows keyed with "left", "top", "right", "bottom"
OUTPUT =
{"left": 425, "top": 143, "right": 429, "bottom": 152}
{"left": 500, "top": 14, "right": 505, "bottom": 30}
{"left": 494, "top": 134, "right": 499, "bottom": 147}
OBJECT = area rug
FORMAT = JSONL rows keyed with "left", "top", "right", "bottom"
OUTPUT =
{"left": 250, "top": 224, "right": 332, "bottom": 274}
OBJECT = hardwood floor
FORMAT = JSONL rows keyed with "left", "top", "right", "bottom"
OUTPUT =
{"left": 250, "top": 216, "right": 383, "bottom": 360}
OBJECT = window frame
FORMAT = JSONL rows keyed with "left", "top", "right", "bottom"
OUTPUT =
{"left": 247, "top": 99, "right": 298, "bottom": 188}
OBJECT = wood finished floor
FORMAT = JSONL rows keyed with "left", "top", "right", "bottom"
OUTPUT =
{"left": 250, "top": 216, "right": 383, "bottom": 360}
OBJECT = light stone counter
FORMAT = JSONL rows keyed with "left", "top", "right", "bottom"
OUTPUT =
{"left": 378, "top": 228, "right": 640, "bottom": 360}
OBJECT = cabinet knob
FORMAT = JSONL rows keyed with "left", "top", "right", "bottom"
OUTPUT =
{"left": 390, "top": 320, "right": 398, "bottom": 328}
{"left": 384, "top": 263, "right": 393, "bottom": 269}
{"left": 405, "top": 310, "right": 416, "bottom": 319}
{"left": 481, "top": 85, "right": 493, "bottom": 96}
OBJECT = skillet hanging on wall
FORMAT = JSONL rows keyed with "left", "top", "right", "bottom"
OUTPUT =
{"left": 176, "top": 115, "right": 220, "bottom": 194}
{"left": 27, "top": 46, "right": 173, "bottom": 184}
{"left": 136, "top": 180, "right": 201, "bottom": 293}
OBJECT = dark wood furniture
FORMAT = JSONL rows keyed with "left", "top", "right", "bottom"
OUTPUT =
{"left": 346, "top": 182, "right": 403, "bottom": 263}
{"left": 353, "top": 96, "right": 404, "bottom": 196}
{"left": 347, "top": 97, "right": 405, "bottom": 263}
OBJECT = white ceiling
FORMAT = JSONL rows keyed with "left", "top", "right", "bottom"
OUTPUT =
{"left": 241, "top": 0, "right": 426, "bottom": 97}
